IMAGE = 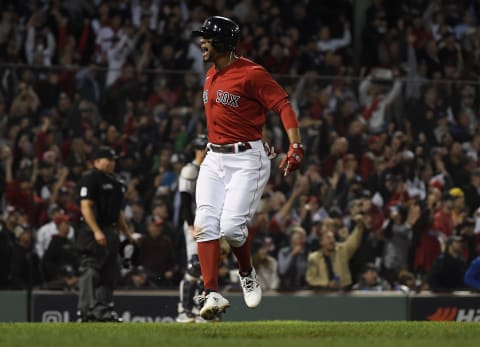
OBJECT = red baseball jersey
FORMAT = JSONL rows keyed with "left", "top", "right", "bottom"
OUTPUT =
{"left": 203, "top": 57, "right": 290, "bottom": 144}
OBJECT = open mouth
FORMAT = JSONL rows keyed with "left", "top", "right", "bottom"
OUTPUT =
{"left": 201, "top": 46, "right": 209, "bottom": 58}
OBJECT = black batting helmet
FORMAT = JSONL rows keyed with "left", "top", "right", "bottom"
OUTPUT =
{"left": 192, "top": 16, "right": 240, "bottom": 52}
{"left": 192, "top": 134, "right": 208, "bottom": 149}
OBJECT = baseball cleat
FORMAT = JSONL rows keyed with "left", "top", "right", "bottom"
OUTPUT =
{"left": 176, "top": 312, "right": 196, "bottom": 323}
{"left": 199, "top": 291, "right": 230, "bottom": 320}
{"left": 239, "top": 267, "right": 262, "bottom": 308}
{"left": 194, "top": 315, "right": 208, "bottom": 323}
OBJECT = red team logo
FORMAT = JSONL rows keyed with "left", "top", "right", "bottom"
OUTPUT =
{"left": 426, "top": 307, "right": 458, "bottom": 321}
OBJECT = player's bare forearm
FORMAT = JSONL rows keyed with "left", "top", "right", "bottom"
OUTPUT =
{"left": 80, "top": 199, "right": 102, "bottom": 234}
{"left": 118, "top": 211, "right": 134, "bottom": 241}
{"left": 286, "top": 127, "right": 302, "bottom": 145}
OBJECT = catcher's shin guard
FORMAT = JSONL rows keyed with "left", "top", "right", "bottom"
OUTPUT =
{"left": 178, "top": 274, "right": 200, "bottom": 313}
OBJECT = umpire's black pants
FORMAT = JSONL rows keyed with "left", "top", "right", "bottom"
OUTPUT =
{"left": 76, "top": 223, "right": 120, "bottom": 319}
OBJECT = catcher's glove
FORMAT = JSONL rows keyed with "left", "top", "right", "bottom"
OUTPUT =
{"left": 279, "top": 143, "right": 304, "bottom": 176}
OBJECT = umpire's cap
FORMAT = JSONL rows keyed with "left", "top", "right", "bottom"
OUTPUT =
{"left": 192, "top": 134, "right": 208, "bottom": 149}
{"left": 192, "top": 16, "right": 240, "bottom": 52}
{"left": 92, "top": 146, "right": 118, "bottom": 160}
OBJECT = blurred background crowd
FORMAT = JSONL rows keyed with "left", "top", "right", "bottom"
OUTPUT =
{"left": 1, "top": 0, "right": 480, "bottom": 294}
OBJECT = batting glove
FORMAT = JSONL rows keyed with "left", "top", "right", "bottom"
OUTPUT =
{"left": 264, "top": 142, "right": 277, "bottom": 160}
{"left": 280, "top": 143, "right": 304, "bottom": 176}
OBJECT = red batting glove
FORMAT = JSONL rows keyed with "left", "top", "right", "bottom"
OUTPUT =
{"left": 279, "top": 143, "right": 304, "bottom": 176}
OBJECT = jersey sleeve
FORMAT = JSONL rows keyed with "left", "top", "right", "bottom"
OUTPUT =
{"left": 78, "top": 172, "right": 98, "bottom": 201}
{"left": 245, "top": 66, "right": 290, "bottom": 112}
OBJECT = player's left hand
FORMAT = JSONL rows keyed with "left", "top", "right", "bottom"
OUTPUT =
{"left": 279, "top": 143, "right": 304, "bottom": 176}
{"left": 264, "top": 142, "right": 277, "bottom": 159}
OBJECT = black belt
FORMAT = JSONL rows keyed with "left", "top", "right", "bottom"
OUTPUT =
{"left": 99, "top": 223, "right": 118, "bottom": 229}
{"left": 81, "top": 219, "right": 117, "bottom": 229}
{"left": 209, "top": 142, "right": 252, "bottom": 153}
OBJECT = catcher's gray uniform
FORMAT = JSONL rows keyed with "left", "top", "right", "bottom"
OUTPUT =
{"left": 179, "top": 161, "right": 200, "bottom": 260}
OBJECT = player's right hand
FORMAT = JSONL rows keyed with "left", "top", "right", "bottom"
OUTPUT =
{"left": 94, "top": 230, "right": 107, "bottom": 246}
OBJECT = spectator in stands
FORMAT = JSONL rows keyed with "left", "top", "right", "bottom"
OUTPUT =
{"left": 463, "top": 168, "right": 480, "bottom": 215}
{"left": 404, "top": 30, "right": 428, "bottom": 102}
{"left": 320, "top": 136, "right": 349, "bottom": 178}
{"left": 394, "top": 269, "right": 417, "bottom": 293}
{"left": 251, "top": 237, "right": 279, "bottom": 291}
{"left": 128, "top": 201, "right": 147, "bottom": 235}
{"left": 413, "top": 185, "right": 443, "bottom": 275}
{"left": 427, "top": 235, "right": 467, "bottom": 291}
{"left": 120, "top": 265, "right": 153, "bottom": 289}
{"left": 381, "top": 204, "right": 416, "bottom": 284}
{"left": 0, "top": 206, "right": 17, "bottom": 288}
{"left": 449, "top": 187, "right": 467, "bottom": 227}
{"left": 150, "top": 199, "right": 179, "bottom": 249}
{"left": 131, "top": 0, "right": 159, "bottom": 31}
{"left": 464, "top": 256, "right": 480, "bottom": 290}
{"left": 352, "top": 262, "right": 391, "bottom": 291}
{"left": 105, "top": 25, "right": 135, "bottom": 87}
{"left": 9, "top": 81, "right": 40, "bottom": 120}
{"left": 277, "top": 226, "right": 309, "bottom": 291}
{"left": 361, "top": 8, "right": 388, "bottom": 70}
{"left": 9, "top": 225, "right": 41, "bottom": 289}
{"left": 4, "top": 146, "right": 45, "bottom": 228}
{"left": 24, "top": 11, "right": 56, "bottom": 67}
{"left": 358, "top": 67, "right": 403, "bottom": 135}
{"left": 316, "top": 19, "right": 351, "bottom": 55}
{"left": 306, "top": 213, "right": 365, "bottom": 290}
{"left": 41, "top": 214, "right": 77, "bottom": 284}
{"left": 137, "top": 216, "right": 177, "bottom": 287}
{"left": 432, "top": 190, "right": 457, "bottom": 246}
{"left": 348, "top": 205, "right": 381, "bottom": 284}
{"left": 259, "top": 176, "right": 310, "bottom": 254}
{"left": 35, "top": 204, "right": 74, "bottom": 259}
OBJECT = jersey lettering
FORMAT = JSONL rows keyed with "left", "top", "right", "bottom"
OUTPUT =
{"left": 203, "top": 90, "right": 208, "bottom": 104}
{"left": 221, "top": 92, "right": 229, "bottom": 104}
{"left": 80, "top": 187, "right": 87, "bottom": 197}
{"left": 216, "top": 90, "right": 240, "bottom": 107}
{"left": 229, "top": 94, "right": 240, "bottom": 107}
{"left": 102, "top": 183, "right": 113, "bottom": 190}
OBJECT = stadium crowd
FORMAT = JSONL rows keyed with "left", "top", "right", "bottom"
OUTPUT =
{"left": 1, "top": 0, "right": 480, "bottom": 294}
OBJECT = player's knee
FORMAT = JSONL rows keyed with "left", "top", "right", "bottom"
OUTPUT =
{"left": 221, "top": 218, "right": 248, "bottom": 248}
{"left": 194, "top": 208, "right": 219, "bottom": 242}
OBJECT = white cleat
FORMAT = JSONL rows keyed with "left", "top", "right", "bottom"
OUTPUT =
{"left": 176, "top": 312, "right": 196, "bottom": 323}
{"left": 239, "top": 267, "right": 262, "bottom": 308}
{"left": 194, "top": 315, "right": 208, "bottom": 323}
{"left": 199, "top": 292, "right": 230, "bottom": 320}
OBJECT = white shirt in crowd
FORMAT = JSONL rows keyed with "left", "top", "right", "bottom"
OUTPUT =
{"left": 35, "top": 222, "right": 75, "bottom": 259}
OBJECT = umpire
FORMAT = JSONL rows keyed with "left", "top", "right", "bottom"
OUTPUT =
{"left": 76, "top": 146, "right": 135, "bottom": 322}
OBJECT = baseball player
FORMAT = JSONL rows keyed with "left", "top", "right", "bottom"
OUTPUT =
{"left": 191, "top": 16, "right": 304, "bottom": 320}
{"left": 176, "top": 134, "right": 209, "bottom": 323}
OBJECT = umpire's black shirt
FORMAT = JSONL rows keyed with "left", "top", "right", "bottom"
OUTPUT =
{"left": 78, "top": 168, "right": 126, "bottom": 227}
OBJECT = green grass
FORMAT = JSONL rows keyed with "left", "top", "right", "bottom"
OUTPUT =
{"left": 1, "top": 321, "right": 479, "bottom": 347}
